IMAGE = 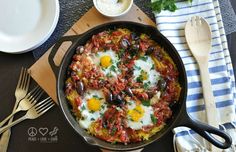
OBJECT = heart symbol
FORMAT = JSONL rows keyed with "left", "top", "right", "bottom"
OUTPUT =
{"left": 39, "top": 128, "right": 48, "bottom": 136}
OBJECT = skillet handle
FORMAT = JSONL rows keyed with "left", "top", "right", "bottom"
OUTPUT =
{"left": 48, "top": 35, "right": 79, "bottom": 77}
{"left": 184, "top": 115, "right": 232, "bottom": 149}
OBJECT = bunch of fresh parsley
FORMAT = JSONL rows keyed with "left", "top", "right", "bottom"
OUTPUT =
{"left": 150, "top": 0, "right": 193, "bottom": 13}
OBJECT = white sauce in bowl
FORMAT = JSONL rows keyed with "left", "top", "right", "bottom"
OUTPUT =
{"left": 96, "top": 0, "right": 132, "bottom": 16}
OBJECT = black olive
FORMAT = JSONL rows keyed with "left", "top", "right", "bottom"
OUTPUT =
{"left": 132, "top": 44, "right": 139, "bottom": 51}
{"left": 106, "top": 93, "right": 113, "bottom": 103}
{"left": 120, "top": 38, "right": 130, "bottom": 49}
{"left": 146, "top": 46, "right": 155, "bottom": 55}
{"left": 131, "top": 33, "right": 139, "bottom": 41}
{"left": 76, "top": 46, "right": 84, "bottom": 54}
{"left": 125, "top": 88, "right": 133, "bottom": 97}
{"left": 76, "top": 81, "right": 84, "bottom": 96}
{"left": 157, "top": 78, "right": 167, "bottom": 91}
{"left": 113, "top": 95, "right": 124, "bottom": 105}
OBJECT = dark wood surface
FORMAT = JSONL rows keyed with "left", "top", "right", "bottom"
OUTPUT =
{"left": 0, "top": 2, "right": 235, "bottom": 152}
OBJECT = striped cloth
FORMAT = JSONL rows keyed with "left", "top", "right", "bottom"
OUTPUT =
{"left": 154, "top": 0, "right": 236, "bottom": 151}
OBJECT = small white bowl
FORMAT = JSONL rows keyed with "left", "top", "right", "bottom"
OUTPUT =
{"left": 93, "top": 0, "right": 133, "bottom": 18}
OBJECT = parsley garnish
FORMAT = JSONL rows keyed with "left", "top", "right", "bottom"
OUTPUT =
{"left": 151, "top": 64, "right": 155, "bottom": 70}
{"left": 143, "top": 81, "right": 151, "bottom": 90}
{"left": 151, "top": 114, "right": 157, "bottom": 124}
{"left": 141, "top": 100, "right": 151, "bottom": 106}
{"left": 134, "top": 65, "right": 141, "bottom": 70}
{"left": 106, "top": 72, "right": 113, "bottom": 78}
{"left": 118, "top": 49, "right": 125, "bottom": 58}
{"left": 110, "top": 65, "right": 116, "bottom": 72}
{"left": 140, "top": 56, "right": 148, "bottom": 61}
{"left": 136, "top": 75, "right": 143, "bottom": 83}
{"left": 150, "top": 0, "right": 192, "bottom": 13}
{"left": 81, "top": 105, "right": 86, "bottom": 111}
{"left": 90, "top": 118, "right": 95, "bottom": 121}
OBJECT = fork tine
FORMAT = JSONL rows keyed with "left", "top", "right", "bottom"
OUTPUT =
{"left": 24, "top": 86, "right": 40, "bottom": 100}
{"left": 16, "top": 67, "right": 24, "bottom": 89}
{"left": 30, "top": 89, "right": 44, "bottom": 104}
{"left": 24, "top": 70, "right": 31, "bottom": 92}
{"left": 32, "top": 97, "right": 51, "bottom": 109}
{"left": 35, "top": 98, "right": 52, "bottom": 111}
{"left": 37, "top": 101, "right": 54, "bottom": 113}
{"left": 21, "top": 68, "right": 28, "bottom": 90}
{"left": 37, "top": 103, "right": 55, "bottom": 117}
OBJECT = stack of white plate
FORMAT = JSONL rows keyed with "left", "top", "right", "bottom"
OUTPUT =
{"left": 0, "top": 0, "right": 60, "bottom": 54}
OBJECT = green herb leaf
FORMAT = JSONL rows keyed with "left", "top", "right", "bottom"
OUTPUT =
{"left": 110, "top": 65, "right": 117, "bottom": 72}
{"left": 111, "top": 127, "right": 117, "bottom": 135}
{"left": 140, "top": 56, "right": 148, "bottom": 61}
{"left": 143, "top": 81, "right": 151, "bottom": 90}
{"left": 136, "top": 75, "right": 143, "bottom": 83}
{"left": 141, "top": 100, "right": 151, "bottom": 106}
{"left": 151, "top": 114, "right": 157, "bottom": 124}
{"left": 81, "top": 105, "right": 86, "bottom": 111}
{"left": 118, "top": 49, "right": 125, "bottom": 58}
{"left": 134, "top": 65, "right": 141, "bottom": 70}
{"left": 90, "top": 118, "right": 95, "bottom": 121}
{"left": 150, "top": 0, "right": 192, "bottom": 13}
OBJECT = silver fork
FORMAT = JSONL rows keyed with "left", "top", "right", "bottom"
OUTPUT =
{"left": 0, "top": 86, "right": 44, "bottom": 127}
{"left": 0, "top": 97, "right": 55, "bottom": 134}
{"left": 0, "top": 67, "right": 30, "bottom": 152}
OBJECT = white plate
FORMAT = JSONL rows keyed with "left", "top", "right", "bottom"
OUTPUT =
{"left": 0, "top": 0, "right": 59, "bottom": 54}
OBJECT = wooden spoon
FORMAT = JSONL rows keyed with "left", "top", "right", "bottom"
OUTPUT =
{"left": 185, "top": 16, "right": 220, "bottom": 151}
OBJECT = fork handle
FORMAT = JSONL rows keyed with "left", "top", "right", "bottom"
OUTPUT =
{"left": 0, "top": 116, "right": 27, "bottom": 134}
{"left": 0, "top": 110, "right": 19, "bottom": 127}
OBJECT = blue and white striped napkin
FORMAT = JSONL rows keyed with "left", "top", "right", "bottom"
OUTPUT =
{"left": 154, "top": 0, "right": 236, "bottom": 151}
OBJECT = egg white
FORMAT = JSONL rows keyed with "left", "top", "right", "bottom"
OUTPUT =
{"left": 78, "top": 89, "right": 107, "bottom": 129}
{"left": 133, "top": 56, "right": 160, "bottom": 88}
{"left": 91, "top": 49, "right": 120, "bottom": 78}
{"left": 127, "top": 100, "right": 154, "bottom": 130}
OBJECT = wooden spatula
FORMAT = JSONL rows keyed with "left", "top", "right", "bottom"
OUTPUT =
{"left": 185, "top": 16, "right": 220, "bottom": 151}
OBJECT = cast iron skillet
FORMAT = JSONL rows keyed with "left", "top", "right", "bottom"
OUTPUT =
{"left": 48, "top": 21, "right": 232, "bottom": 151}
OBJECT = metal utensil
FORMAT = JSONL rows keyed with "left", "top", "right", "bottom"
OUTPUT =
{"left": 0, "top": 67, "right": 30, "bottom": 152}
{"left": 185, "top": 16, "right": 220, "bottom": 151}
{"left": 0, "top": 97, "right": 54, "bottom": 134}
{"left": 0, "top": 86, "right": 43, "bottom": 127}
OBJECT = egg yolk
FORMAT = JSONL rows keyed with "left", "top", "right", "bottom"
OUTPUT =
{"left": 100, "top": 55, "right": 112, "bottom": 68}
{"left": 87, "top": 98, "right": 101, "bottom": 111}
{"left": 141, "top": 71, "right": 148, "bottom": 80}
{"left": 128, "top": 105, "right": 144, "bottom": 122}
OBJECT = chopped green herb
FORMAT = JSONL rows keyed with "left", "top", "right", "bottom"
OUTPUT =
{"left": 90, "top": 118, "right": 95, "bottom": 121}
{"left": 151, "top": 64, "right": 155, "bottom": 70}
{"left": 92, "top": 95, "right": 99, "bottom": 99}
{"left": 81, "top": 105, "right": 86, "bottom": 111}
{"left": 141, "top": 100, "right": 151, "bottom": 106}
{"left": 143, "top": 81, "right": 151, "bottom": 90}
{"left": 118, "top": 49, "right": 125, "bottom": 58}
{"left": 140, "top": 56, "right": 148, "bottom": 61}
{"left": 111, "top": 127, "right": 117, "bottom": 135}
{"left": 151, "top": 114, "right": 157, "bottom": 124}
{"left": 110, "top": 65, "right": 116, "bottom": 72}
{"left": 134, "top": 65, "right": 141, "bottom": 70}
{"left": 136, "top": 75, "right": 143, "bottom": 83}
{"left": 106, "top": 72, "right": 113, "bottom": 78}
{"left": 141, "top": 120, "right": 143, "bottom": 124}
{"left": 150, "top": 0, "right": 192, "bottom": 14}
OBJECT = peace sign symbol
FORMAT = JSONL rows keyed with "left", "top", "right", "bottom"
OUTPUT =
{"left": 28, "top": 127, "right": 37, "bottom": 137}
